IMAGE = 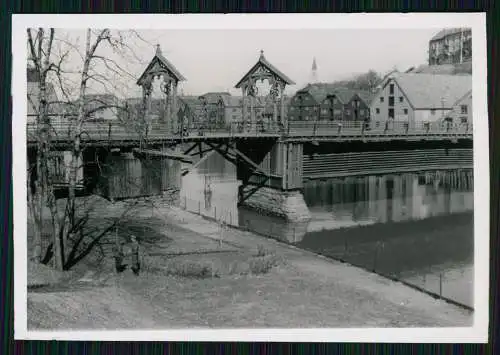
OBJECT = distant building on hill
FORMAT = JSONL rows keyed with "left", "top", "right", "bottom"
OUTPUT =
{"left": 428, "top": 28, "right": 472, "bottom": 65}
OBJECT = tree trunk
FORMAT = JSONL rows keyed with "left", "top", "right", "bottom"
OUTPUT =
{"left": 64, "top": 29, "right": 95, "bottom": 269}
{"left": 39, "top": 64, "right": 64, "bottom": 271}
{"left": 28, "top": 28, "right": 64, "bottom": 270}
{"left": 27, "top": 165, "right": 42, "bottom": 262}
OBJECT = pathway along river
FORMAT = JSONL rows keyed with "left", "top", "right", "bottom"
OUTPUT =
{"left": 180, "top": 151, "right": 474, "bottom": 309}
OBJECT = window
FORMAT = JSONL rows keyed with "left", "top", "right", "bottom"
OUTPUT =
{"left": 375, "top": 108, "right": 380, "bottom": 114}
{"left": 430, "top": 109, "right": 436, "bottom": 115}
{"left": 388, "top": 96, "right": 394, "bottom": 106}
{"left": 380, "top": 97, "right": 384, "bottom": 103}
{"left": 403, "top": 108, "right": 408, "bottom": 115}
{"left": 461, "top": 105, "right": 468, "bottom": 114}
{"left": 461, "top": 117, "right": 468, "bottom": 124}
{"left": 389, "top": 84, "right": 394, "bottom": 95}
{"left": 388, "top": 108, "right": 394, "bottom": 118}
{"left": 399, "top": 96, "right": 404, "bottom": 102}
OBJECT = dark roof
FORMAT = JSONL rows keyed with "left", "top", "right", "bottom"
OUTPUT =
{"left": 178, "top": 96, "right": 204, "bottom": 116}
{"left": 430, "top": 28, "right": 471, "bottom": 42}
{"left": 220, "top": 95, "right": 243, "bottom": 107}
{"left": 202, "top": 92, "right": 231, "bottom": 97}
{"left": 354, "top": 90, "right": 376, "bottom": 105}
{"left": 136, "top": 45, "right": 186, "bottom": 86}
{"left": 235, "top": 50, "right": 295, "bottom": 88}
{"left": 199, "top": 92, "right": 226, "bottom": 105}
{"left": 84, "top": 94, "right": 121, "bottom": 105}
{"left": 297, "top": 83, "right": 366, "bottom": 105}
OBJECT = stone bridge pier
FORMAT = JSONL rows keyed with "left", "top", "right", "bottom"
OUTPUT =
{"left": 235, "top": 140, "right": 311, "bottom": 224}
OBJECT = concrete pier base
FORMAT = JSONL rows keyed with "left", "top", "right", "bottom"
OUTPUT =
{"left": 238, "top": 205, "right": 310, "bottom": 243}
{"left": 239, "top": 186, "right": 311, "bottom": 223}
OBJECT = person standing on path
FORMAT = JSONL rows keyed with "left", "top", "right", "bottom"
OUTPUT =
{"left": 218, "top": 218, "right": 227, "bottom": 247}
{"left": 130, "top": 235, "right": 141, "bottom": 276}
{"left": 113, "top": 238, "right": 126, "bottom": 274}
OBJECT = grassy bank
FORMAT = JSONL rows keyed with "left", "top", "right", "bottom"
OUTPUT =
{"left": 27, "top": 197, "right": 473, "bottom": 329}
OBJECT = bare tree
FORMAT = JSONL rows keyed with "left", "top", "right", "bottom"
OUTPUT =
{"left": 354, "top": 70, "right": 382, "bottom": 92}
{"left": 27, "top": 28, "right": 155, "bottom": 271}
{"left": 27, "top": 28, "right": 62, "bottom": 266}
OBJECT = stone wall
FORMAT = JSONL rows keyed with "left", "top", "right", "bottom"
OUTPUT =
{"left": 146, "top": 187, "right": 181, "bottom": 208}
{"left": 240, "top": 186, "right": 311, "bottom": 223}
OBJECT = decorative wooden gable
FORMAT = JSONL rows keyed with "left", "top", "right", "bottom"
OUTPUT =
{"left": 235, "top": 50, "right": 295, "bottom": 89}
{"left": 136, "top": 45, "right": 186, "bottom": 87}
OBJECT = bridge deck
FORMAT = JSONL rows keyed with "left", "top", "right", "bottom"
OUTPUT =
{"left": 26, "top": 120, "right": 473, "bottom": 147}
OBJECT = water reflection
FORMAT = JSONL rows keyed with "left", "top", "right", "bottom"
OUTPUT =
{"left": 303, "top": 170, "right": 474, "bottom": 232}
{"left": 180, "top": 152, "right": 474, "bottom": 308}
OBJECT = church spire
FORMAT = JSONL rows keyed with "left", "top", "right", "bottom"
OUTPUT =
{"left": 311, "top": 57, "right": 318, "bottom": 83}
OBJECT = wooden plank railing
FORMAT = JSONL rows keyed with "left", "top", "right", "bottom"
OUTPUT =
{"left": 26, "top": 119, "right": 473, "bottom": 144}
{"left": 286, "top": 120, "right": 473, "bottom": 138}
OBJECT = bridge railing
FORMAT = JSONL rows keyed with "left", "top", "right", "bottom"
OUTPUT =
{"left": 27, "top": 118, "right": 473, "bottom": 144}
{"left": 26, "top": 120, "right": 143, "bottom": 143}
{"left": 146, "top": 119, "right": 283, "bottom": 139}
{"left": 286, "top": 120, "right": 473, "bottom": 138}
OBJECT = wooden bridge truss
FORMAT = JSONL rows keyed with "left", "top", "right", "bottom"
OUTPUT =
{"left": 176, "top": 139, "right": 282, "bottom": 205}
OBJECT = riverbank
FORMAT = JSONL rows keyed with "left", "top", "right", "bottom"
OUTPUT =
{"left": 27, "top": 198, "right": 473, "bottom": 329}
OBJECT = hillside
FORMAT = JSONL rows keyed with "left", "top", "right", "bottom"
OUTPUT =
{"left": 410, "top": 62, "right": 472, "bottom": 75}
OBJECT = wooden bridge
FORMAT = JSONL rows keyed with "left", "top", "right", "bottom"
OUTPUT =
{"left": 26, "top": 119, "right": 473, "bottom": 149}
{"left": 26, "top": 47, "right": 474, "bottom": 225}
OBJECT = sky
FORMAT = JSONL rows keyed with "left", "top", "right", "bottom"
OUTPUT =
{"left": 41, "top": 28, "right": 440, "bottom": 99}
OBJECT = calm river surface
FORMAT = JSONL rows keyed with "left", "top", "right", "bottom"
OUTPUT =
{"left": 180, "top": 151, "right": 474, "bottom": 308}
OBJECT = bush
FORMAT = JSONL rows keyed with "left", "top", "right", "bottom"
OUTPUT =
{"left": 255, "top": 244, "right": 273, "bottom": 257}
{"left": 162, "top": 260, "right": 220, "bottom": 279}
{"left": 248, "top": 254, "right": 283, "bottom": 275}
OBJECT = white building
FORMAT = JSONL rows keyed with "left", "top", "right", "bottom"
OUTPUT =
{"left": 370, "top": 73, "right": 472, "bottom": 123}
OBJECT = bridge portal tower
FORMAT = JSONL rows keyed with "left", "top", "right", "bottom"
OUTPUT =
{"left": 136, "top": 44, "right": 186, "bottom": 135}
{"left": 235, "top": 50, "right": 295, "bottom": 131}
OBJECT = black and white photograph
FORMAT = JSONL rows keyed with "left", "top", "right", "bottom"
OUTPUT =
{"left": 13, "top": 14, "right": 488, "bottom": 342}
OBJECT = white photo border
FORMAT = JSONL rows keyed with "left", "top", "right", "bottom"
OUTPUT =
{"left": 12, "top": 12, "right": 489, "bottom": 343}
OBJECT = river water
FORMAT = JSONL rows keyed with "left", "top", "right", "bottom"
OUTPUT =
{"left": 180, "top": 151, "right": 474, "bottom": 309}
